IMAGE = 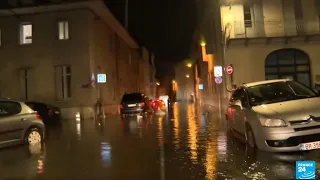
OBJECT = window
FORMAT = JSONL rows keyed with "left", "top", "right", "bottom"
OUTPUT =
{"left": 247, "top": 81, "right": 318, "bottom": 106}
{"left": 265, "top": 49, "right": 311, "bottom": 87}
{"left": 243, "top": 4, "right": 252, "bottom": 28}
{"left": 58, "top": 21, "right": 69, "bottom": 40}
{"left": 0, "top": 101, "right": 22, "bottom": 117}
{"left": 231, "top": 88, "right": 249, "bottom": 108}
{"left": 55, "top": 66, "right": 71, "bottom": 100}
{"left": 20, "top": 23, "right": 32, "bottom": 44}
{"left": 19, "top": 69, "right": 31, "bottom": 100}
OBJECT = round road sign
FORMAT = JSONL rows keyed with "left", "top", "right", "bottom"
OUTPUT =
{"left": 215, "top": 77, "right": 223, "bottom": 84}
{"left": 226, "top": 65, "right": 233, "bottom": 75}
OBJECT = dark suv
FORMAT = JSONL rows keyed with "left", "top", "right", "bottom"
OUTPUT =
{"left": 120, "top": 93, "right": 150, "bottom": 116}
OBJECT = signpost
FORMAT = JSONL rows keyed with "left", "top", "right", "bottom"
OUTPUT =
{"left": 214, "top": 66, "right": 223, "bottom": 77}
{"left": 199, "top": 84, "right": 204, "bottom": 90}
{"left": 97, "top": 74, "right": 106, "bottom": 83}
{"left": 226, "top": 65, "right": 233, "bottom": 75}
{"left": 215, "top": 77, "right": 223, "bottom": 84}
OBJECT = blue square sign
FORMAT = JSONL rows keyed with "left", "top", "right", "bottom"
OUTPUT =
{"left": 97, "top": 74, "right": 106, "bottom": 83}
{"left": 296, "top": 161, "right": 316, "bottom": 179}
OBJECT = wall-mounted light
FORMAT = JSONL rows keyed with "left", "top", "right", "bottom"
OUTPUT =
{"left": 156, "top": 82, "right": 160, "bottom": 86}
{"left": 186, "top": 63, "right": 192, "bottom": 68}
{"left": 172, "top": 80, "right": 176, "bottom": 83}
{"left": 185, "top": 75, "right": 190, "bottom": 78}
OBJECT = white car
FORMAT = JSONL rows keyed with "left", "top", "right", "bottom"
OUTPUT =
{"left": 226, "top": 79, "right": 320, "bottom": 152}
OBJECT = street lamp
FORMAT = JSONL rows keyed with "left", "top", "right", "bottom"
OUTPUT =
{"left": 200, "top": 42, "right": 206, "bottom": 46}
{"left": 186, "top": 63, "right": 192, "bottom": 68}
{"left": 156, "top": 82, "right": 160, "bottom": 86}
{"left": 172, "top": 80, "right": 176, "bottom": 83}
{"left": 185, "top": 75, "right": 190, "bottom": 78}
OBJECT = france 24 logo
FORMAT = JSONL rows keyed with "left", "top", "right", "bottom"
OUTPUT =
{"left": 296, "top": 161, "right": 316, "bottom": 179}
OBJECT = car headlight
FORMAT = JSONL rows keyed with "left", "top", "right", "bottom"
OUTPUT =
{"left": 259, "top": 116, "right": 287, "bottom": 127}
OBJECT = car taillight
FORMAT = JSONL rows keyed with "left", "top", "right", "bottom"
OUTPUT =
{"left": 48, "top": 109, "right": 53, "bottom": 116}
{"left": 36, "top": 113, "right": 42, "bottom": 120}
{"left": 120, "top": 105, "right": 124, "bottom": 109}
{"left": 141, "top": 102, "right": 145, "bottom": 107}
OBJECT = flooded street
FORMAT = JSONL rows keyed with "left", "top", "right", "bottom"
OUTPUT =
{"left": 1, "top": 102, "right": 320, "bottom": 179}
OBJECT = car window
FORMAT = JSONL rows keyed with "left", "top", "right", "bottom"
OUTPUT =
{"left": 0, "top": 101, "right": 22, "bottom": 117}
{"left": 247, "top": 81, "right": 318, "bottom": 106}
{"left": 230, "top": 89, "right": 249, "bottom": 108}
{"left": 121, "top": 93, "right": 143, "bottom": 102}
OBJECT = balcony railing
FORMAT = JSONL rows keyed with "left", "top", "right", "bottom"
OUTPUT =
{"left": 224, "top": 20, "right": 320, "bottom": 39}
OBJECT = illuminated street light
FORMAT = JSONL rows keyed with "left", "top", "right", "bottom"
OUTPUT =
{"left": 185, "top": 75, "right": 190, "bottom": 78}
{"left": 186, "top": 63, "right": 192, "bottom": 68}
{"left": 172, "top": 80, "right": 176, "bottom": 83}
{"left": 200, "top": 42, "right": 206, "bottom": 46}
{"left": 156, "top": 82, "right": 160, "bottom": 86}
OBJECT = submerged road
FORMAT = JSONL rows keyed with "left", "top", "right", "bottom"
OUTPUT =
{"left": 0, "top": 102, "right": 320, "bottom": 179}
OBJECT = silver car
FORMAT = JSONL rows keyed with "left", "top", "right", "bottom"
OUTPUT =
{"left": 0, "top": 98, "right": 45, "bottom": 148}
{"left": 226, "top": 79, "right": 320, "bottom": 152}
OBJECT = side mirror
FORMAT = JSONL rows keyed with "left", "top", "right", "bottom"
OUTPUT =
{"left": 234, "top": 100, "right": 243, "bottom": 110}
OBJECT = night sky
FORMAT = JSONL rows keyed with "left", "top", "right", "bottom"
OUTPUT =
{"left": 105, "top": 0, "right": 197, "bottom": 79}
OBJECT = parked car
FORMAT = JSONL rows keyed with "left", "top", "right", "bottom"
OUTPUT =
{"left": 226, "top": 79, "right": 320, "bottom": 152}
{"left": 0, "top": 99, "right": 45, "bottom": 148}
{"left": 25, "top": 101, "right": 61, "bottom": 125}
{"left": 120, "top": 93, "right": 152, "bottom": 116}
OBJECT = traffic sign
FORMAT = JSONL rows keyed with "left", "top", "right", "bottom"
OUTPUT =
{"left": 215, "top": 77, "right": 223, "bottom": 84}
{"left": 214, "top": 66, "right": 223, "bottom": 77}
{"left": 97, "top": 74, "right": 106, "bottom": 83}
{"left": 226, "top": 65, "right": 233, "bottom": 75}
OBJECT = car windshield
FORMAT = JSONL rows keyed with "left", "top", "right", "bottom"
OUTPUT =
{"left": 121, "top": 93, "right": 143, "bottom": 102}
{"left": 247, "top": 81, "right": 318, "bottom": 106}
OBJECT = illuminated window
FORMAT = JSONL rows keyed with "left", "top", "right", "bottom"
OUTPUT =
{"left": 243, "top": 4, "right": 252, "bottom": 28}
{"left": 20, "top": 23, "right": 32, "bottom": 44}
{"left": 55, "top": 66, "right": 71, "bottom": 99}
{"left": 58, "top": 21, "right": 69, "bottom": 40}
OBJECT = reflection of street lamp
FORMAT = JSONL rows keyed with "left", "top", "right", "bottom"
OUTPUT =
{"left": 156, "top": 82, "right": 160, "bottom": 86}
{"left": 185, "top": 75, "right": 190, "bottom": 78}
{"left": 186, "top": 63, "right": 192, "bottom": 68}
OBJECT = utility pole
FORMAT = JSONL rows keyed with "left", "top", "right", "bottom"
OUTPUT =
{"left": 125, "top": 0, "right": 128, "bottom": 29}
{"left": 211, "top": 0, "right": 226, "bottom": 119}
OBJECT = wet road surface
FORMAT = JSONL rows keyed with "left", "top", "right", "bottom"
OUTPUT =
{"left": 1, "top": 102, "right": 320, "bottom": 179}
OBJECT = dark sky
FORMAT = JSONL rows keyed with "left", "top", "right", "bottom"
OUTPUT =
{"left": 105, "top": 0, "right": 197, "bottom": 78}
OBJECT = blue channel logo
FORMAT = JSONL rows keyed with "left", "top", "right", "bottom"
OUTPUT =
{"left": 296, "top": 161, "right": 316, "bottom": 179}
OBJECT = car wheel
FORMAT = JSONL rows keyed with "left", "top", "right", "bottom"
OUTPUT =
{"left": 25, "top": 127, "right": 43, "bottom": 145}
{"left": 245, "top": 125, "right": 256, "bottom": 148}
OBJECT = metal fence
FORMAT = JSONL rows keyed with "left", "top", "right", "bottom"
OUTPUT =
{"left": 224, "top": 20, "right": 320, "bottom": 38}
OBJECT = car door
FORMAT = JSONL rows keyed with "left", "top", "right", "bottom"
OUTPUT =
{"left": 235, "top": 88, "right": 250, "bottom": 135}
{"left": 227, "top": 91, "right": 239, "bottom": 131}
{"left": 0, "top": 101, "right": 25, "bottom": 143}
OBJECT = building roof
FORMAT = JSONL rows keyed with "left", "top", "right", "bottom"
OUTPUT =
{"left": 242, "top": 79, "right": 290, "bottom": 87}
{"left": 0, "top": 0, "right": 139, "bottom": 48}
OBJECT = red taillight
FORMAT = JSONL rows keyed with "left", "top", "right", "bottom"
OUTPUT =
{"left": 48, "top": 110, "right": 53, "bottom": 116}
{"left": 120, "top": 105, "right": 124, "bottom": 109}
{"left": 141, "top": 102, "right": 145, "bottom": 107}
{"left": 36, "top": 113, "right": 42, "bottom": 120}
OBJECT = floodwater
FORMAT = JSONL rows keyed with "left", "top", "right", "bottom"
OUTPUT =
{"left": 0, "top": 102, "right": 320, "bottom": 179}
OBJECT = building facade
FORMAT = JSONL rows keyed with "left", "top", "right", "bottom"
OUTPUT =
{"left": 221, "top": 0, "right": 320, "bottom": 89}
{"left": 0, "top": 0, "right": 151, "bottom": 119}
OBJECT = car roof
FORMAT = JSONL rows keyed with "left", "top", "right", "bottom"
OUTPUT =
{"left": 241, "top": 79, "right": 290, "bottom": 88}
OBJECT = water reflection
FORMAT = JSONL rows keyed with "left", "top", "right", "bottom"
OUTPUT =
{"left": 173, "top": 103, "right": 180, "bottom": 150}
{"left": 121, "top": 116, "right": 148, "bottom": 137}
{"left": 101, "top": 142, "right": 112, "bottom": 168}
{"left": 76, "top": 119, "right": 81, "bottom": 140}
{"left": 187, "top": 104, "right": 198, "bottom": 162}
{"left": 157, "top": 116, "right": 165, "bottom": 180}
{"left": 0, "top": 143, "right": 46, "bottom": 179}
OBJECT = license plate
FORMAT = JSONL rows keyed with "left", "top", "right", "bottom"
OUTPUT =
{"left": 128, "top": 104, "right": 136, "bottom": 107}
{"left": 301, "top": 141, "right": 320, "bottom": 150}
